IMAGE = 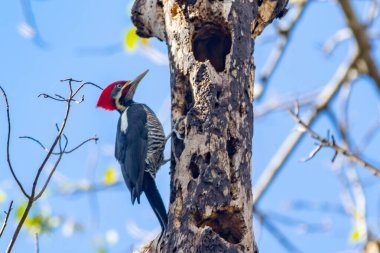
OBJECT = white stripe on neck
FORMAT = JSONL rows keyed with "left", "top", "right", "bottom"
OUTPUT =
{"left": 120, "top": 107, "right": 129, "bottom": 133}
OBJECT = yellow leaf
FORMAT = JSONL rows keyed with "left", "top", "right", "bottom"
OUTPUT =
{"left": 0, "top": 190, "right": 6, "bottom": 203}
{"left": 350, "top": 229, "right": 360, "bottom": 243}
{"left": 104, "top": 167, "right": 118, "bottom": 185}
{"left": 98, "top": 248, "right": 106, "bottom": 253}
{"left": 354, "top": 211, "right": 363, "bottom": 220}
{"left": 16, "top": 201, "right": 27, "bottom": 220}
{"left": 125, "top": 28, "right": 138, "bottom": 51}
{"left": 140, "top": 38, "right": 149, "bottom": 46}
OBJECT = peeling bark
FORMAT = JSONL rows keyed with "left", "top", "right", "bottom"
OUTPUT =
{"left": 132, "top": 0, "right": 288, "bottom": 252}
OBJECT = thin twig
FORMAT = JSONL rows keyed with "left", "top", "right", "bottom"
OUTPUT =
{"left": 255, "top": 209, "right": 303, "bottom": 253}
{"left": 35, "top": 233, "right": 39, "bottom": 253}
{"left": 33, "top": 136, "right": 68, "bottom": 201}
{"left": 263, "top": 209, "right": 331, "bottom": 233}
{"left": 60, "top": 78, "right": 82, "bottom": 83}
{"left": 285, "top": 200, "right": 346, "bottom": 215}
{"left": 355, "top": 119, "right": 380, "bottom": 154}
{"left": 289, "top": 109, "right": 380, "bottom": 177}
{"left": 329, "top": 91, "right": 369, "bottom": 242}
{"left": 0, "top": 201, "right": 13, "bottom": 238}
{"left": 0, "top": 86, "right": 30, "bottom": 199}
{"left": 255, "top": 89, "right": 319, "bottom": 119}
{"left": 6, "top": 86, "right": 72, "bottom": 253}
{"left": 5, "top": 79, "right": 99, "bottom": 253}
{"left": 71, "top": 82, "right": 103, "bottom": 98}
{"left": 38, "top": 93, "right": 66, "bottom": 101}
{"left": 346, "top": 165, "right": 368, "bottom": 241}
{"left": 19, "top": 136, "right": 98, "bottom": 155}
{"left": 38, "top": 93, "right": 85, "bottom": 104}
{"left": 54, "top": 181, "right": 124, "bottom": 196}
{"left": 299, "top": 144, "right": 322, "bottom": 162}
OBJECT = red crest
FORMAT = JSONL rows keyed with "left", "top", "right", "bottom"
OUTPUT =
{"left": 96, "top": 81, "right": 126, "bottom": 110}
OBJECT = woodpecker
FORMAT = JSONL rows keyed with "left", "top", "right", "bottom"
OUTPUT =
{"left": 97, "top": 70, "right": 168, "bottom": 232}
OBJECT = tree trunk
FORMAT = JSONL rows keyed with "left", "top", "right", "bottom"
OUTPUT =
{"left": 132, "top": 0, "right": 288, "bottom": 252}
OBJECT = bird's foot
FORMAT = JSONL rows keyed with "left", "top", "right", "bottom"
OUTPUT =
{"left": 160, "top": 158, "right": 171, "bottom": 166}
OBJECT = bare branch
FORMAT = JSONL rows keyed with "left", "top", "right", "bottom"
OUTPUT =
{"left": 255, "top": 209, "right": 303, "bottom": 253}
{"left": 263, "top": 209, "right": 331, "bottom": 233}
{"left": 0, "top": 201, "right": 13, "bottom": 238}
{"left": 254, "top": 89, "right": 318, "bottom": 118}
{"left": 338, "top": 0, "right": 380, "bottom": 90}
{"left": 19, "top": 0, "right": 48, "bottom": 48}
{"left": 289, "top": 109, "right": 380, "bottom": 177}
{"left": 285, "top": 200, "right": 346, "bottom": 215}
{"left": 365, "top": 0, "right": 380, "bottom": 25}
{"left": 252, "top": 50, "right": 360, "bottom": 206}
{"left": 256, "top": 1, "right": 309, "bottom": 100}
{"left": 356, "top": 119, "right": 380, "bottom": 154}
{"left": 322, "top": 28, "right": 352, "bottom": 55}
{"left": 54, "top": 181, "right": 124, "bottom": 196}
{"left": 0, "top": 86, "right": 30, "bottom": 199}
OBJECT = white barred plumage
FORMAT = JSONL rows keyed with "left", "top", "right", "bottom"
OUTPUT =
{"left": 143, "top": 105, "right": 165, "bottom": 178}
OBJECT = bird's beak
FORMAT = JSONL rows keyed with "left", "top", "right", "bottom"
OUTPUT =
{"left": 129, "top": 69, "right": 149, "bottom": 89}
{"left": 122, "top": 70, "right": 149, "bottom": 100}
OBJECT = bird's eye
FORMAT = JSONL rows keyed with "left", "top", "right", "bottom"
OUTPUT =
{"left": 116, "top": 83, "right": 123, "bottom": 88}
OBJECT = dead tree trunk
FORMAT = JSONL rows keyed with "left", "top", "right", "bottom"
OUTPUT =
{"left": 132, "top": 0, "right": 288, "bottom": 252}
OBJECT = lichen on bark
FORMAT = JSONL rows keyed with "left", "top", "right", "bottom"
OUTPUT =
{"left": 132, "top": 0, "right": 288, "bottom": 252}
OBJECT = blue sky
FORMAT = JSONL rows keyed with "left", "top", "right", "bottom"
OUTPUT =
{"left": 0, "top": 0, "right": 379, "bottom": 252}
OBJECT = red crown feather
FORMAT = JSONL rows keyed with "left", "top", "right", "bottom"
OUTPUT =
{"left": 96, "top": 81, "right": 127, "bottom": 111}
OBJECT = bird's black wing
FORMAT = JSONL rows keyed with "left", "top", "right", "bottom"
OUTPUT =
{"left": 115, "top": 104, "right": 148, "bottom": 204}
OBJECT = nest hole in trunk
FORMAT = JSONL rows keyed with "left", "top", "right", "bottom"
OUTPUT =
{"left": 192, "top": 23, "right": 232, "bottom": 72}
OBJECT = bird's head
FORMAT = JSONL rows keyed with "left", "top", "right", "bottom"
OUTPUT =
{"left": 97, "top": 70, "right": 149, "bottom": 111}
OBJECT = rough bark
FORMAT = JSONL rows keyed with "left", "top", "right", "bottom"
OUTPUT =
{"left": 132, "top": 0, "right": 288, "bottom": 252}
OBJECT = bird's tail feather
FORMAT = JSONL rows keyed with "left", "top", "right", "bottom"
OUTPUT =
{"left": 143, "top": 172, "right": 168, "bottom": 231}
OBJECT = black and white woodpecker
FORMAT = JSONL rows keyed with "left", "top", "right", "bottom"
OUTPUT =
{"left": 96, "top": 70, "right": 168, "bottom": 231}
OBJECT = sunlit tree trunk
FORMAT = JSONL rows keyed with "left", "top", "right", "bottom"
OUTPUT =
{"left": 132, "top": 0, "right": 288, "bottom": 251}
